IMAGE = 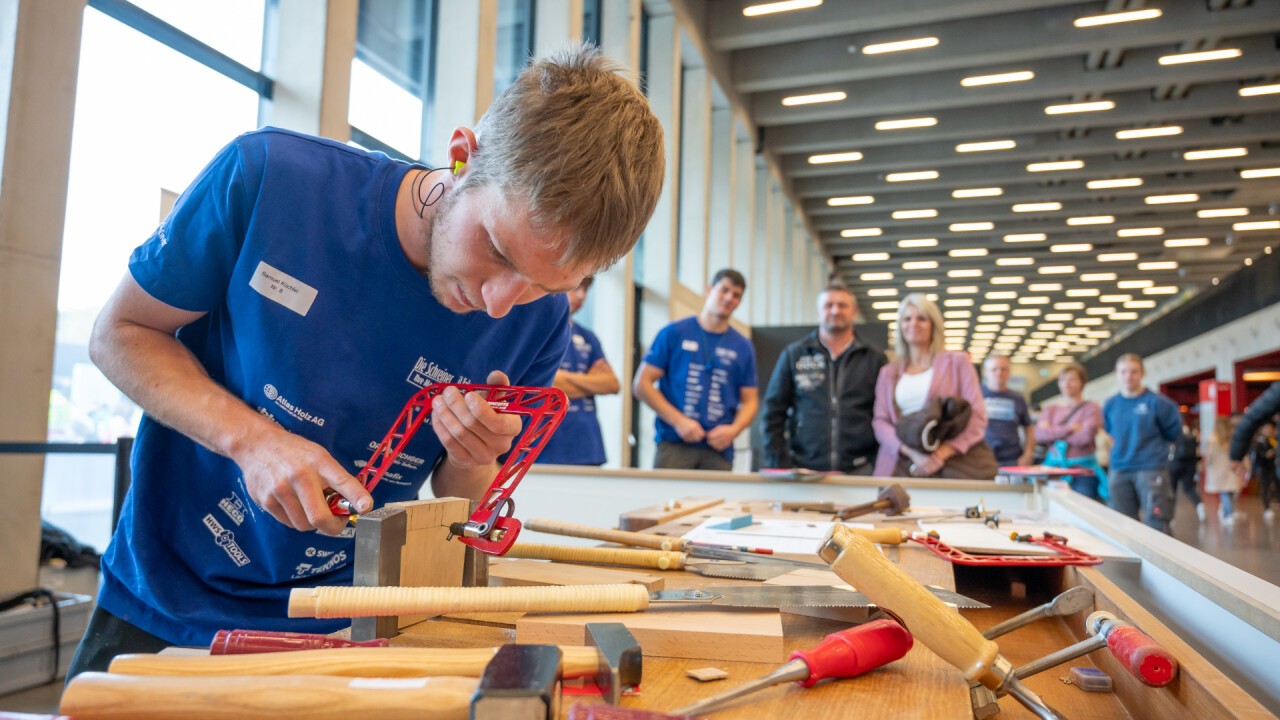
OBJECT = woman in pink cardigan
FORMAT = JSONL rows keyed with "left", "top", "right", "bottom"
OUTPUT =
{"left": 1035, "top": 362, "right": 1105, "bottom": 500}
{"left": 872, "top": 294, "right": 995, "bottom": 479}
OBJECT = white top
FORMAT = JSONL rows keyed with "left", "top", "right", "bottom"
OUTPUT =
{"left": 895, "top": 367, "right": 934, "bottom": 415}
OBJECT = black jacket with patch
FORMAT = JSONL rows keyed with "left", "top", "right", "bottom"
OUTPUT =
{"left": 763, "top": 332, "right": 887, "bottom": 472}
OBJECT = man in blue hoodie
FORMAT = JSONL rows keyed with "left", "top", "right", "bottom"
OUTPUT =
{"left": 1102, "top": 353, "right": 1182, "bottom": 532}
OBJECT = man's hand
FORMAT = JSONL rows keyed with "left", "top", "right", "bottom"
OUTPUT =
{"left": 1230, "top": 460, "right": 1248, "bottom": 480}
{"left": 432, "top": 371, "right": 523, "bottom": 469}
{"left": 674, "top": 416, "right": 707, "bottom": 443}
{"left": 237, "top": 430, "right": 372, "bottom": 536}
{"left": 1017, "top": 452, "right": 1034, "bottom": 467}
{"left": 706, "top": 424, "right": 737, "bottom": 451}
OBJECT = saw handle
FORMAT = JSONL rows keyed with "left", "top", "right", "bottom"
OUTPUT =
{"left": 792, "top": 618, "right": 914, "bottom": 687}
{"left": 506, "top": 542, "right": 687, "bottom": 570}
{"left": 526, "top": 518, "right": 684, "bottom": 551}
{"left": 848, "top": 527, "right": 907, "bottom": 545}
{"left": 818, "top": 524, "right": 1003, "bottom": 688}
{"left": 1089, "top": 611, "right": 1178, "bottom": 687}
{"left": 210, "top": 629, "right": 388, "bottom": 654}
{"left": 288, "top": 584, "right": 651, "bottom": 619}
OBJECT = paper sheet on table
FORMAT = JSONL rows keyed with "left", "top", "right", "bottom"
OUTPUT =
{"left": 680, "top": 516, "right": 872, "bottom": 556}
{"left": 918, "top": 520, "right": 1134, "bottom": 559}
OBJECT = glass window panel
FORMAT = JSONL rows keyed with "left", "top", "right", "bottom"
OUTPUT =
{"left": 125, "top": 0, "right": 265, "bottom": 70}
{"left": 351, "top": 0, "right": 432, "bottom": 160}
{"left": 349, "top": 59, "right": 423, "bottom": 159}
{"left": 582, "top": 0, "right": 602, "bottom": 46}
{"left": 495, "top": 0, "right": 533, "bottom": 96}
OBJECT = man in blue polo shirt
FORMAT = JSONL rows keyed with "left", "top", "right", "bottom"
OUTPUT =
{"left": 537, "top": 277, "right": 619, "bottom": 465}
{"left": 68, "top": 45, "right": 664, "bottom": 676}
{"left": 634, "top": 269, "right": 759, "bottom": 471}
{"left": 981, "top": 354, "right": 1035, "bottom": 468}
{"left": 1103, "top": 353, "right": 1182, "bottom": 532}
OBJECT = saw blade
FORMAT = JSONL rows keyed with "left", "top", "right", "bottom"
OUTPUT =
{"left": 650, "top": 585, "right": 988, "bottom": 609}
{"left": 686, "top": 562, "right": 785, "bottom": 581}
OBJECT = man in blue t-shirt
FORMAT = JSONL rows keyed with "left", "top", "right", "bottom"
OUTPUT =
{"left": 67, "top": 45, "right": 664, "bottom": 677}
{"left": 1103, "top": 353, "right": 1182, "bottom": 533}
{"left": 634, "top": 269, "right": 759, "bottom": 471}
{"left": 537, "top": 277, "right": 619, "bottom": 465}
{"left": 981, "top": 354, "right": 1035, "bottom": 467}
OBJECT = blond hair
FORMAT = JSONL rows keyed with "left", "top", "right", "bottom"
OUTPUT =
{"left": 1117, "top": 352, "right": 1144, "bottom": 369}
{"left": 894, "top": 293, "right": 946, "bottom": 359}
{"left": 467, "top": 42, "right": 664, "bottom": 272}
{"left": 1212, "top": 416, "right": 1232, "bottom": 451}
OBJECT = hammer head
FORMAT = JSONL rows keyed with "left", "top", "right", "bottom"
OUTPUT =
{"left": 877, "top": 484, "right": 911, "bottom": 516}
{"left": 585, "top": 623, "right": 643, "bottom": 705}
{"left": 1048, "top": 586, "right": 1094, "bottom": 618}
{"left": 472, "top": 644, "right": 563, "bottom": 720}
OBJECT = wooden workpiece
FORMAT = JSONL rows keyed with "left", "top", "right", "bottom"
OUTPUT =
{"left": 488, "top": 557, "right": 666, "bottom": 591}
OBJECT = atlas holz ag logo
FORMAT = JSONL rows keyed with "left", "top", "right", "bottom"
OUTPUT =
{"left": 263, "top": 384, "right": 326, "bottom": 427}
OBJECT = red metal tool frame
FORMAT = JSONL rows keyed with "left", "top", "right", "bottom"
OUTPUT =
{"left": 909, "top": 533, "right": 1103, "bottom": 567}
{"left": 328, "top": 383, "right": 567, "bottom": 555}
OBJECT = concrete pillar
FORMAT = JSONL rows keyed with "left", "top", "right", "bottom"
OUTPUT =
{"left": 261, "top": 0, "right": 357, "bottom": 141}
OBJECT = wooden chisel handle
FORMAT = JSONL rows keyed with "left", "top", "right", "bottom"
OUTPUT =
{"left": 288, "top": 584, "right": 650, "bottom": 619}
{"left": 507, "top": 542, "right": 687, "bottom": 570}
{"left": 61, "top": 672, "right": 475, "bottom": 720}
{"left": 849, "top": 527, "right": 907, "bottom": 545}
{"left": 818, "top": 524, "right": 1003, "bottom": 688}
{"left": 108, "top": 645, "right": 602, "bottom": 679}
{"left": 526, "top": 518, "right": 684, "bottom": 551}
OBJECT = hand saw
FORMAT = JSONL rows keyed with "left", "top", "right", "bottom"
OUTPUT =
{"left": 505, "top": 542, "right": 809, "bottom": 581}
{"left": 288, "top": 583, "right": 985, "bottom": 618}
{"left": 525, "top": 518, "right": 906, "bottom": 556}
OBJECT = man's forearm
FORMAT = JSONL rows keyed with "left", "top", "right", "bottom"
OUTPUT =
{"left": 559, "top": 369, "right": 619, "bottom": 397}
{"left": 636, "top": 383, "right": 689, "bottom": 428}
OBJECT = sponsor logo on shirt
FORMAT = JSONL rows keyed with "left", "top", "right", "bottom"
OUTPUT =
{"left": 218, "top": 493, "right": 247, "bottom": 526}
{"left": 293, "top": 549, "right": 348, "bottom": 578}
{"left": 203, "top": 514, "right": 251, "bottom": 567}
{"left": 406, "top": 357, "right": 472, "bottom": 389}
{"left": 263, "top": 384, "right": 326, "bottom": 427}
{"left": 681, "top": 340, "right": 699, "bottom": 352}
{"left": 715, "top": 347, "right": 739, "bottom": 362}
{"left": 365, "top": 442, "right": 426, "bottom": 470}
{"left": 1135, "top": 402, "right": 1150, "bottom": 416}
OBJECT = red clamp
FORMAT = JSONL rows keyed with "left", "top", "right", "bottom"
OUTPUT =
{"left": 910, "top": 532, "right": 1103, "bottom": 566}
{"left": 328, "top": 383, "right": 568, "bottom": 555}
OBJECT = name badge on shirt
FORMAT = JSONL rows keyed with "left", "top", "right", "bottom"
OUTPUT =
{"left": 681, "top": 339, "right": 699, "bottom": 352}
{"left": 249, "top": 261, "right": 318, "bottom": 316}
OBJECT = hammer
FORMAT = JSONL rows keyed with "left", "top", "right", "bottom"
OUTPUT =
{"left": 834, "top": 484, "right": 911, "bottom": 521}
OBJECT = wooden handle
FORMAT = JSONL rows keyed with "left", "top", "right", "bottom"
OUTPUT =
{"left": 818, "top": 525, "right": 1002, "bottom": 687}
{"left": 288, "top": 584, "right": 650, "bottom": 619}
{"left": 848, "top": 527, "right": 907, "bottom": 545}
{"left": 108, "top": 645, "right": 601, "bottom": 679}
{"left": 61, "top": 672, "right": 475, "bottom": 720}
{"left": 507, "top": 542, "right": 686, "bottom": 570}
{"left": 526, "top": 518, "right": 683, "bottom": 551}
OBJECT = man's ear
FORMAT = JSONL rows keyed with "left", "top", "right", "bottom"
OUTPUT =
{"left": 447, "top": 127, "right": 478, "bottom": 169}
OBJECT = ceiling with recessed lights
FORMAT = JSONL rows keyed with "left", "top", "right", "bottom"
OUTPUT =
{"left": 703, "top": 0, "right": 1280, "bottom": 362}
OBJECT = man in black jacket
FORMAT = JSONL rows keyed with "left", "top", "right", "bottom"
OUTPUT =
{"left": 763, "top": 284, "right": 887, "bottom": 474}
{"left": 1231, "top": 381, "right": 1280, "bottom": 522}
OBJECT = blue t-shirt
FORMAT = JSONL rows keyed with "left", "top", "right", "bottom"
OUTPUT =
{"left": 982, "top": 386, "right": 1031, "bottom": 465}
{"left": 100, "top": 128, "right": 570, "bottom": 645}
{"left": 537, "top": 322, "right": 607, "bottom": 465}
{"left": 1102, "top": 390, "right": 1182, "bottom": 472}
{"left": 642, "top": 317, "right": 757, "bottom": 460}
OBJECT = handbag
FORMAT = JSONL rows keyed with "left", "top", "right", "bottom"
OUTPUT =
{"left": 896, "top": 397, "right": 972, "bottom": 452}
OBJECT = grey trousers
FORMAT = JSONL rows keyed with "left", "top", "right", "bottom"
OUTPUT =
{"left": 655, "top": 442, "right": 733, "bottom": 471}
{"left": 1108, "top": 468, "right": 1175, "bottom": 533}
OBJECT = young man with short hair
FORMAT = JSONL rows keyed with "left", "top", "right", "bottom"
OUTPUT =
{"left": 1102, "top": 353, "right": 1182, "bottom": 532}
{"left": 763, "top": 284, "right": 886, "bottom": 474}
{"left": 72, "top": 44, "right": 664, "bottom": 675}
{"left": 634, "top": 269, "right": 759, "bottom": 471}
{"left": 981, "top": 354, "right": 1036, "bottom": 468}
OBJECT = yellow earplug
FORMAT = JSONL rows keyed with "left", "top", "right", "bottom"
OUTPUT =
{"left": 453, "top": 160, "right": 466, "bottom": 176}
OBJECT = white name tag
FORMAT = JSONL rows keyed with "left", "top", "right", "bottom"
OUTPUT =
{"left": 681, "top": 339, "right": 699, "bottom": 352}
{"left": 249, "top": 261, "right": 317, "bottom": 316}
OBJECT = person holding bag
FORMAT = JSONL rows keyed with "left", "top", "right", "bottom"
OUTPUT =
{"left": 1035, "top": 363, "right": 1106, "bottom": 501}
{"left": 872, "top": 294, "right": 996, "bottom": 479}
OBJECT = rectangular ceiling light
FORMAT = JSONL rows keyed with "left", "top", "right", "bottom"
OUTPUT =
{"left": 1013, "top": 202, "right": 1062, "bottom": 212}
{"left": 877, "top": 312, "right": 897, "bottom": 320}
{"left": 949, "top": 247, "right": 989, "bottom": 257}
{"left": 1030, "top": 283, "right": 1063, "bottom": 292}
{"left": 953, "top": 187, "right": 1003, "bottom": 198}
{"left": 867, "top": 288, "right": 899, "bottom": 296}
{"left": 1087, "top": 177, "right": 1143, "bottom": 189}
{"left": 905, "top": 278, "right": 938, "bottom": 288}
{"left": 860, "top": 272, "right": 894, "bottom": 281}
{"left": 1018, "top": 296, "right": 1050, "bottom": 305}
{"left": 956, "top": 140, "right": 1017, "bottom": 153}
{"left": 886, "top": 170, "right": 940, "bottom": 182}
{"left": 987, "top": 291, "right": 1018, "bottom": 300}
{"left": 1240, "top": 83, "right": 1280, "bottom": 97}
{"left": 1045, "top": 100, "right": 1115, "bottom": 115}
{"left": 997, "top": 257, "right": 1035, "bottom": 266}
{"left": 875, "top": 117, "right": 937, "bottom": 130}
{"left": 1067, "top": 215, "right": 1114, "bottom": 225}
{"left": 743, "top": 0, "right": 822, "bottom": 16}
{"left": 991, "top": 276, "right": 1025, "bottom": 284}
{"left": 1117, "top": 280, "right": 1154, "bottom": 289}
{"left": 1055, "top": 301, "right": 1085, "bottom": 310}
{"left": 948, "top": 269, "right": 983, "bottom": 278}
{"left": 1145, "top": 193, "right": 1199, "bottom": 204}
{"left": 1116, "top": 125, "right": 1183, "bottom": 140}
{"left": 944, "top": 299, "right": 975, "bottom": 307}
{"left": 863, "top": 37, "right": 940, "bottom": 55}
{"left": 902, "top": 260, "right": 939, "bottom": 270}
{"left": 1118, "top": 227, "right": 1163, "bottom": 237}
{"left": 1052, "top": 243, "right": 1093, "bottom": 253}
{"left": 1184, "top": 147, "right": 1247, "bottom": 160}
{"left": 1028, "top": 160, "right": 1085, "bottom": 172}
{"left": 782, "top": 91, "right": 847, "bottom": 106}
{"left": 981, "top": 304, "right": 1011, "bottom": 311}
{"left": 808, "top": 151, "right": 863, "bottom": 164}
{"left": 1138, "top": 261, "right": 1178, "bottom": 271}
{"left": 1198, "top": 208, "right": 1247, "bottom": 218}
{"left": 899, "top": 238, "right": 938, "bottom": 248}
{"left": 1100, "top": 294, "right": 1132, "bottom": 303}
{"left": 872, "top": 301, "right": 899, "bottom": 310}
{"left": 947, "top": 286, "right": 980, "bottom": 295}
{"left": 1081, "top": 272, "right": 1118, "bottom": 282}
{"left": 1241, "top": 168, "right": 1280, "bottom": 179}
{"left": 1098, "top": 252, "right": 1138, "bottom": 262}
{"left": 1159, "top": 49, "right": 1242, "bottom": 65}
{"left": 1004, "top": 233, "right": 1047, "bottom": 243}
{"left": 1126, "top": 300, "right": 1158, "bottom": 308}
{"left": 1074, "top": 8, "right": 1162, "bottom": 27}
{"left": 1039, "top": 265, "right": 1075, "bottom": 274}
{"left": 1235, "top": 221, "right": 1280, "bottom": 231}
{"left": 828, "top": 195, "right": 875, "bottom": 206}
{"left": 961, "top": 71, "right": 1035, "bottom": 87}
{"left": 1164, "top": 237, "right": 1210, "bottom": 248}
{"left": 841, "top": 227, "right": 883, "bottom": 238}
{"left": 893, "top": 208, "right": 938, "bottom": 219}
{"left": 852, "top": 252, "right": 890, "bottom": 262}
{"left": 950, "top": 222, "right": 994, "bottom": 232}
{"left": 1144, "top": 286, "right": 1179, "bottom": 295}
{"left": 1067, "top": 288, "right": 1099, "bottom": 296}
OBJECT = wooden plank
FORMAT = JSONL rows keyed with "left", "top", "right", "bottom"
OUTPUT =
{"left": 618, "top": 497, "right": 726, "bottom": 531}
{"left": 516, "top": 606, "right": 787, "bottom": 663}
{"left": 394, "top": 498, "right": 470, "bottom": 629}
{"left": 487, "top": 558, "right": 666, "bottom": 591}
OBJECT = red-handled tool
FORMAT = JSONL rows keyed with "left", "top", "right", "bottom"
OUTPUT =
{"left": 209, "top": 629, "right": 389, "bottom": 654}
{"left": 327, "top": 383, "right": 567, "bottom": 555}
{"left": 671, "top": 619, "right": 914, "bottom": 715}
{"left": 1089, "top": 611, "right": 1178, "bottom": 687}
